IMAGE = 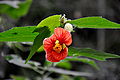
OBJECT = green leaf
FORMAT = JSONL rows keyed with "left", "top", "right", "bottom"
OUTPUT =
{"left": 25, "top": 26, "right": 50, "bottom": 63}
{"left": 11, "top": 75, "right": 27, "bottom": 80}
{"left": 69, "top": 47, "right": 120, "bottom": 61}
{"left": 44, "top": 61, "right": 53, "bottom": 67}
{"left": 69, "top": 17, "right": 120, "bottom": 28}
{"left": 31, "top": 15, "right": 61, "bottom": 54}
{"left": 0, "top": 26, "right": 38, "bottom": 42}
{"left": 37, "top": 45, "right": 44, "bottom": 52}
{"left": 0, "top": 0, "right": 32, "bottom": 19}
{"left": 64, "top": 57, "right": 99, "bottom": 69}
{"left": 56, "top": 62, "right": 72, "bottom": 69}
{"left": 36, "top": 15, "right": 61, "bottom": 33}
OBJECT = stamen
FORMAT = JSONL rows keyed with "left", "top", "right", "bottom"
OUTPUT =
{"left": 62, "top": 44, "right": 66, "bottom": 49}
{"left": 53, "top": 40, "right": 66, "bottom": 53}
{"left": 53, "top": 43, "right": 62, "bottom": 53}
{"left": 55, "top": 40, "right": 59, "bottom": 44}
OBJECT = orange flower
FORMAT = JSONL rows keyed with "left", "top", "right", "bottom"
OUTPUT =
{"left": 43, "top": 28, "right": 72, "bottom": 62}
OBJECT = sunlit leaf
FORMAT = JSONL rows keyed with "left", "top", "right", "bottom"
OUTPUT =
{"left": 69, "top": 47, "right": 120, "bottom": 61}
{"left": 36, "top": 15, "right": 61, "bottom": 33}
{"left": 0, "top": 26, "right": 38, "bottom": 42}
{"left": 70, "top": 17, "right": 120, "bottom": 28}
{"left": 31, "top": 15, "right": 61, "bottom": 53}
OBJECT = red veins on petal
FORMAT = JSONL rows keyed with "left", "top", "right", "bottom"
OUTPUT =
{"left": 43, "top": 27, "right": 72, "bottom": 62}
{"left": 43, "top": 34, "right": 56, "bottom": 52}
{"left": 54, "top": 28, "right": 72, "bottom": 46}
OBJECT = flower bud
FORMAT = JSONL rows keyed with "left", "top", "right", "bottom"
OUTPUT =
{"left": 64, "top": 23, "right": 73, "bottom": 32}
{"left": 60, "top": 14, "right": 67, "bottom": 24}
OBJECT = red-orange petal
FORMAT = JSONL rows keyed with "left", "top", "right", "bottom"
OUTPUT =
{"left": 54, "top": 28, "right": 72, "bottom": 46}
{"left": 46, "top": 47, "right": 68, "bottom": 61}
{"left": 46, "top": 52, "right": 60, "bottom": 62}
{"left": 43, "top": 28, "right": 72, "bottom": 62}
{"left": 43, "top": 34, "right": 56, "bottom": 52}
{"left": 53, "top": 47, "right": 68, "bottom": 60}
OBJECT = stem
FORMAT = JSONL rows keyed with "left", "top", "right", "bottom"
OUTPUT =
{"left": 41, "top": 62, "right": 55, "bottom": 80}
{"left": 32, "top": 68, "right": 43, "bottom": 74}
{"left": 51, "top": 62, "right": 55, "bottom": 67}
{"left": 31, "top": 62, "right": 55, "bottom": 80}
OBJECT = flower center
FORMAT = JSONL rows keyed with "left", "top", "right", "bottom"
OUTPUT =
{"left": 53, "top": 40, "right": 66, "bottom": 53}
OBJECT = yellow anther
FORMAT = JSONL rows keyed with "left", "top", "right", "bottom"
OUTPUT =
{"left": 53, "top": 40, "right": 67, "bottom": 53}
{"left": 53, "top": 43, "right": 62, "bottom": 53}
{"left": 55, "top": 40, "right": 59, "bottom": 44}
{"left": 62, "top": 44, "right": 66, "bottom": 49}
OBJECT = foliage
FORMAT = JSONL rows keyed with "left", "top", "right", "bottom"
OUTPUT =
{"left": 55, "top": 75, "right": 86, "bottom": 80}
{"left": 64, "top": 57, "right": 99, "bottom": 69}
{"left": 36, "top": 15, "right": 61, "bottom": 33}
{"left": 25, "top": 26, "right": 50, "bottom": 63}
{"left": 55, "top": 61, "right": 72, "bottom": 69}
{"left": 1, "top": 15, "right": 120, "bottom": 79}
{"left": 69, "top": 47, "right": 120, "bottom": 61}
{"left": 25, "top": 15, "right": 61, "bottom": 63}
{"left": 0, "top": 26, "right": 37, "bottom": 42}
{"left": 69, "top": 17, "right": 120, "bottom": 28}
{"left": 0, "top": 0, "right": 32, "bottom": 19}
{"left": 4, "top": 55, "right": 92, "bottom": 78}
{"left": 11, "top": 75, "right": 28, "bottom": 80}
